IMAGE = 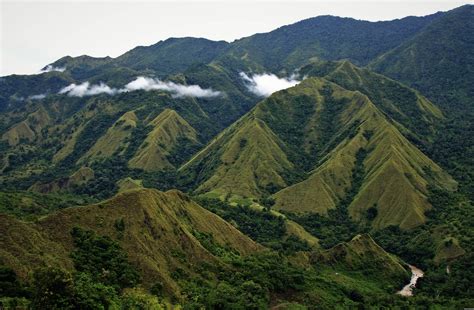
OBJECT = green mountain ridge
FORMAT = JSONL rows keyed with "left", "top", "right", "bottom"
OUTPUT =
{"left": 183, "top": 75, "right": 455, "bottom": 229}
{"left": 0, "top": 188, "right": 262, "bottom": 294}
{"left": 0, "top": 188, "right": 418, "bottom": 308}
{"left": 0, "top": 5, "right": 473, "bottom": 308}
{"left": 369, "top": 5, "right": 474, "bottom": 111}
{"left": 301, "top": 60, "right": 443, "bottom": 143}
{"left": 128, "top": 108, "right": 200, "bottom": 171}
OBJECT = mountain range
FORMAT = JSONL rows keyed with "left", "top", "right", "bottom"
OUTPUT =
{"left": 0, "top": 4, "right": 473, "bottom": 309}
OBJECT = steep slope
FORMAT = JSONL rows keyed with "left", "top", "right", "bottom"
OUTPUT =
{"left": 177, "top": 62, "right": 259, "bottom": 126}
{"left": 0, "top": 81, "right": 242, "bottom": 198}
{"left": 2, "top": 105, "right": 51, "bottom": 146}
{"left": 272, "top": 79, "right": 455, "bottom": 229}
{"left": 180, "top": 77, "right": 349, "bottom": 198}
{"left": 184, "top": 77, "right": 455, "bottom": 229}
{"left": 224, "top": 12, "right": 442, "bottom": 72}
{"left": 129, "top": 109, "right": 200, "bottom": 171}
{"left": 0, "top": 188, "right": 261, "bottom": 294}
{"left": 0, "top": 8, "right": 449, "bottom": 117}
{"left": 180, "top": 114, "right": 293, "bottom": 199}
{"left": 80, "top": 111, "right": 138, "bottom": 162}
{"left": 369, "top": 5, "right": 474, "bottom": 201}
{"left": 300, "top": 60, "right": 443, "bottom": 142}
{"left": 370, "top": 5, "right": 474, "bottom": 111}
{"left": 312, "top": 234, "right": 409, "bottom": 283}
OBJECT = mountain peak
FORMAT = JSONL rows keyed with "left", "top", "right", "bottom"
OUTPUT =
{"left": 128, "top": 109, "right": 199, "bottom": 172}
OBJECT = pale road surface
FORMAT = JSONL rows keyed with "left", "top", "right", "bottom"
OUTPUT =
{"left": 397, "top": 265, "right": 424, "bottom": 297}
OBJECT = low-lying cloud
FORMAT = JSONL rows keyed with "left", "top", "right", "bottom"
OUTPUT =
{"left": 123, "top": 77, "right": 222, "bottom": 98}
{"left": 29, "top": 94, "right": 47, "bottom": 100}
{"left": 40, "top": 65, "right": 66, "bottom": 73}
{"left": 59, "top": 82, "right": 117, "bottom": 97}
{"left": 57, "top": 77, "right": 222, "bottom": 98}
{"left": 240, "top": 72, "right": 300, "bottom": 97}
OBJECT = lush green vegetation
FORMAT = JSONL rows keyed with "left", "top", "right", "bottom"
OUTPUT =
{"left": 0, "top": 191, "right": 93, "bottom": 220}
{"left": 196, "top": 197, "right": 311, "bottom": 254}
{"left": 0, "top": 228, "right": 161, "bottom": 309}
{"left": 427, "top": 112, "right": 474, "bottom": 201}
{"left": 70, "top": 227, "right": 140, "bottom": 290}
{"left": 228, "top": 11, "right": 440, "bottom": 71}
{"left": 371, "top": 187, "right": 473, "bottom": 301}
{"left": 0, "top": 266, "right": 29, "bottom": 299}
{"left": 1, "top": 5, "right": 473, "bottom": 308}
{"left": 285, "top": 147, "right": 368, "bottom": 248}
{"left": 287, "top": 210, "right": 359, "bottom": 249}
{"left": 1, "top": 191, "right": 473, "bottom": 309}
{"left": 370, "top": 5, "right": 474, "bottom": 205}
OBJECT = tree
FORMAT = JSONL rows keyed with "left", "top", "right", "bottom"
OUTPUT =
{"left": 0, "top": 266, "right": 27, "bottom": 298}
{"left": 73, "top": 273, "right": 120, "bottom": 309}
{"left": 31, "top": 267, "right": 75, "bottom": 309}
{"left": 70, "top": 227, "right": 140, "bottom": 290}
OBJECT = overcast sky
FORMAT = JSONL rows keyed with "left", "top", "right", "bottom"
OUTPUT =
{"left": 1, "top": 0, "right": 472, "bottom": 76}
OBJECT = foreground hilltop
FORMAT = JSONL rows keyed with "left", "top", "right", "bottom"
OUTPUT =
{"left": 0, "top": 188, "right": 260, "bottom": 294}
{"left": 0, "top": 188, "right": 417, "bottom": 308}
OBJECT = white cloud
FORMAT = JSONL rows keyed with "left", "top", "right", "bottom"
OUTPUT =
{"left": 59, "top": 82, "right": 117, "bottom": 97}
{"left": 29, "top": 94, "right": 46, "bottom": 100}
{"left": 240, "top": 72, "right": 300, "bottom": 97}
{"left": 122, "top": 76, "right": 222, "bottom": 98}
{"left": 40, "top": 65, "right": 66, "bottom": 73}
{"left": 57, "top": 77, "right": 222, "bottom": 98}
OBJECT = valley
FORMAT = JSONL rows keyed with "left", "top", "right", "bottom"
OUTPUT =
{"left": 0, "top": 4, "right": 473, "bottom": 309}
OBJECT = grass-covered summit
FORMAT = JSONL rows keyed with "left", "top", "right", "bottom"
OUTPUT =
{"left": 182, "top": 71, "right": 456, "bottom": 229}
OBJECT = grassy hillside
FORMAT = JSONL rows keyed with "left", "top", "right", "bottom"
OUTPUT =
{"left": 301, "top": 60, "right": 443, "bottom": 144}
{"left": 1, "top": 105, "right": 51, "bottom": 146}
{"left": 194, "top": 196, "right": 318, "bottom": 253}
{"left": 181, "top": 114, "right": 293, "bottom": 198}
{"left": 183, "top": 76, "right": 455, "bottom": 229}
{"left": 129, "top": 109, "right": 200, "bottom": 171}
{"left": 370, "top": 5, "right": 474, "bottom": 202}
{"left": 4, "top": 188, "right": 451, "bottom": 308}
{"left": 80, "top": 111, "right": 138, "bottom": 161}
{"left": 0, "top": 85, "right": 249, "bottom": 198}
{"left": 312, "top": 234, "right": 409, "bottom": 287}
{"left": 0, "top": 189, "right": 261, "bottom": 294}
{"left": 272, "top": 79, "right": 455, "bottom": 229}
{"left": 0, "top": 6, "right": 472, "bottom": 308}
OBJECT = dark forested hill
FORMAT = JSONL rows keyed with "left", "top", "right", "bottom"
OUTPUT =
{"left": 370, "top": 5, "right": 474, "bottom": 199}
{"left": 224, "top": 12, "right": 443, "bottom": 72}
{"left": 370, "top": 5, "right": 474, "bottom": 111}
